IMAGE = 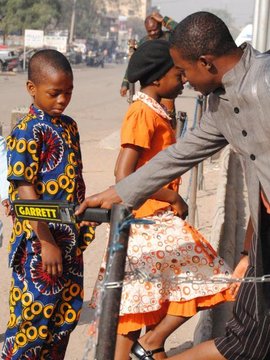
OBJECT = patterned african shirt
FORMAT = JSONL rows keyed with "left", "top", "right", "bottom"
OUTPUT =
{"left": 6, "top": 104, "right": 94, "bottom": 268}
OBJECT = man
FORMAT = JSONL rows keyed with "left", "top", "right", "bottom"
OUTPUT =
{"left": 77, "top": 12, "right": 270, "bottom": 360}
{"left": 120, "top": 12, "right": 178, "bottom": 97}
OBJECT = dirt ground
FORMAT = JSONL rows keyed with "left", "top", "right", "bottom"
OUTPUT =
{"left": 0, "top": 64, "right": 223, "bottom": 359}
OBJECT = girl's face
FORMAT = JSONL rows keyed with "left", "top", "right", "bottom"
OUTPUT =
{"left": 158, "top": 66, "right": 184, "bottom": 99}
{"left": 27, "top": 70, "right": 73, "bottom": 117}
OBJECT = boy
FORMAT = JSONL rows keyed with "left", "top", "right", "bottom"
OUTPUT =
{"left": 2, "top": 49, "right": 94, "bottom": 359}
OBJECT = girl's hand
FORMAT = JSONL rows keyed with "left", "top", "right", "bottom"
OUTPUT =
{"left": 2, "top": 199, "right": 11, "bottom": 216}
{"left": 41, "top": 241, "right": 63, "bottom": 277}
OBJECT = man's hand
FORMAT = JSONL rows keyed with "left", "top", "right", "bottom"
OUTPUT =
{"left": 229, "top": 255, "right": 249, "bottom": 297}
{"left": 75, "top": 186, "right": 122, "bottom": 216}
{"left": 151, "top": 12, "right": 163, "bottom": 23}
{"left": 171, "top": 194, "right": 189, "bottom": 220}
{"left": 120, "top": 86, "right": 128, "bottom": 97}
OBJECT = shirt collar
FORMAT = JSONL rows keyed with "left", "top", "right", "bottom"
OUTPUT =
{"left": 133, "top": 91, "right": 172, "bottom": 120}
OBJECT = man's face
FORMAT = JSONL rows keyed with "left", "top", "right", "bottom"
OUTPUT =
{"left": 170, "top": 47, "right": 218, "bottom": 96}
{"left": 145, "top": 19, "right": 162, "bottom": 40}
{"left": 27, "top": 70, "right": 73, "bottom": 117}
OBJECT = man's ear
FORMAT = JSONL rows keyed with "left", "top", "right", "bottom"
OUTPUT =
{"left": 26, "top": 80, "right": 36, "bottom": 97}
{"left": 153, "top": 80, "right": 160, "bottom": 86}
{"left": 198, "top": 55, "right": 214, "bottom": 69}
{"left": 199, "top": 55, "right": 217, "bottom": 73}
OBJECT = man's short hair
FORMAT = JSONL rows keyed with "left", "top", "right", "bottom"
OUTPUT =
{"left": 28, "top": 49, "right": 73, "bottom": 84}
{"left": 170, "top": 11, "right": 237, "bottom": 60}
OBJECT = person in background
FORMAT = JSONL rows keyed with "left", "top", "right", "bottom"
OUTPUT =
{"left": 76, "top": 11, "right": 270, "bottom": 360}
{"left": 92, "top": 40, "right": 233, "bottom": 360}
{"left": 2, "top": 49, "right": 95, "bottom": 359}
{"left": 120, "top": 12, "right": 178, "bottom": 127}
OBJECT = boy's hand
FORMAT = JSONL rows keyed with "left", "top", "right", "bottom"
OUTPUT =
{"left": 40, "top": 241, "right": 63, "bottom": 277}
{"left": 171, "top": 194, "right": 189, "bottom": 220}
{"left": 151, "top": 12, "right": 163, "bottom": 23}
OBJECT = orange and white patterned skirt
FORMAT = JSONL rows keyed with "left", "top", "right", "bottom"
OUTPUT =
{"left": 90, "top": 210, "right": 234, "bottom": 334}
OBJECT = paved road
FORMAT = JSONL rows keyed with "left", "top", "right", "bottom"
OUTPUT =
{"left": 0, "top": 64, "right": 211, "bottom": 359}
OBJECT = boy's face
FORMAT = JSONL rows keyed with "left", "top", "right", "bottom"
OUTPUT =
{"left": 158, "top": 66, "right": 184, "bottom": 99}
{"left": 27, "top": 70, "right": 73, "bottom": 117}
{"left": 170, "top": 47, "right": 219, "bottom": 96}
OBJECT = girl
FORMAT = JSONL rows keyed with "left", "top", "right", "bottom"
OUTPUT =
{"left": 91, "top": 40, "right": 233, "bottom": 360}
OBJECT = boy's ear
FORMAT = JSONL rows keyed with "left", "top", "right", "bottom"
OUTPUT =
{"left": 26, "top": 80, "right": 36, "bottom": 96}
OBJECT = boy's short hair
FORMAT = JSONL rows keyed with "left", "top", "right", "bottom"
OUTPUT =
{"left": 28, "top": 49, "right": 73, "bottom": 84}
{"left": 170, "top": 11, "right": 237, "bottom": 61}
{"left": 127, "top": 39, "right": 174, "bottom": 87}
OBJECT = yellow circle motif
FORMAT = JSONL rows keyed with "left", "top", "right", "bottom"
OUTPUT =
{"left": 31, "top": 301, "right": 43, "bottom": 315}
{"left": 14, "top": 221, "right": 22, "bottom": 236}
{"left": 65, "top": 309, "right": 76, "bottom": 323}
{"left": 66, "top": 194, "right": 74, "bottom": 202}
{"left": 13, "top": 287, "right": 22, "bottom": 302}
{"left": 26, "top": 326, "right": 38, "bottom": 341}
{"left": 36, "top": 181, "right": 46, "bottom": 195}
{"left": 65, "top": 179, "right": 75, "bottom": 194}
{"left": 21, "top": 292, "right": 33, "bottom": 307}
{"left": 8, "top": 137, "right": 16, "bottom": 150}
{"left": 60, "top": 302, "right": 71, "bottom": 315}
{"left": 8, "top": 313, "right": 17, "bottom": 328}
{"left": 55, "top": 313, "right": 64, "bottom": 326}
{"left": 68, "top": 152, "right": 77, "bottom": 166}
{"left": 58, "top": 174, "right": 70, "bottom": 189}
{"left": 16, "top": 139, "right": 27, "bottom": 153}
{"left": 7, "top": 164, "right": 13, "bottom": 176}
{"left": 21, "top": 321, "right": 32, "bottom": 332}
{"left": 15, "top": 332, "right": 27, "bottom": 347}
{"left": 24, "top": 166, "right": 34, "bottom": 182}
{"left": 69, "top": 284, "right": 80, "bottom": 297}
{"left": 13, "top": 161, "right": 25, "bottom": 176}
{"left": 62, "top": 288, "right": 72, "bottom": 302}
{"left": 46, "top": 180, "right": 59, "bottom": 195}
{"left": 66, "top": 164, "right": 76, "bottom": 179}
{"left": 38, "top": 325, "right": 48, "bottom": 339}
{"left": 43, "top": 304, "right": 54, "bottom": 319}
{"left": 27, "top": 140, "right": 37, "bottom": 155}
{"left": 23, "top": 307, "right": 35, "bottom": 321}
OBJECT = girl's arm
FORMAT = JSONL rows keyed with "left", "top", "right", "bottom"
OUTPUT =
{"left": 16, "top": 181, "right": 63, "bottom": 276}
{"left": 115, "top": 145, "right": 188, "bottom": 218}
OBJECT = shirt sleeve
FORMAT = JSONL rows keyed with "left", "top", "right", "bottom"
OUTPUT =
{"left": 0, "top": 136, "right": 9, "bottom": 201}
{"left": 121, "top": 102, "right": 155, "bottom": 149}
{"left": 116, "top": 110, "right": 228, "bottom": 208}
{"left": 7, "top": 122, "right": 40, "bottom": 185}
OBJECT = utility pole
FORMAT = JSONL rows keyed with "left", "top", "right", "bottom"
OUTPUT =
{"left": 69, "top": 0, "right": 76, "bottom": 45}
{"left": 252, "top": 0, "right": 270, "bottom": 51}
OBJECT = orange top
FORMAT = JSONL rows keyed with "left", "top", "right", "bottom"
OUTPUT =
{"left": 120, "top": 99, "right": 180, "bottom": 218}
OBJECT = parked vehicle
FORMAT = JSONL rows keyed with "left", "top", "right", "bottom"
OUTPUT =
{"left": 86, "top": 51, "right": 104, "bottom": 68}
{"left": 0, "top": 49, "right": 20, "bottom": 72}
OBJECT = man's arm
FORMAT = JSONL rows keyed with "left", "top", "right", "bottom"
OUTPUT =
{"left": 151, "top": 12, "right": 178, "bottom": 31}
{"left": 115, "top": 113, "right": 228, "bottom": 208}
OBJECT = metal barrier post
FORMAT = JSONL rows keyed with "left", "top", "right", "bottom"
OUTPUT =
{"left": 95, "top": 203, "right": 131, "bottom": 360}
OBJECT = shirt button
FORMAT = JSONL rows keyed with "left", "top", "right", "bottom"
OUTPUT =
{"left": 250, "top": 154, "right": 256, "bottom": 160}
{"left": 234, "top": 107, "right": 240, "bottom": 114}
{"left": 242, "top": 130, "right": 247, "bottom": 136}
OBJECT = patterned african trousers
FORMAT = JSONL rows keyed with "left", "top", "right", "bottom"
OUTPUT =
{"left": 1, "top": 238, "right": 84, "bottom": 360}
{"left": 215, "top": 207, "right": 270, "bottom": 360}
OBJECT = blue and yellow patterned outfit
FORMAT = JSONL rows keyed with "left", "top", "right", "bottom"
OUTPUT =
{"left": 2, "top": 105, "right": 95, "bottom": 359}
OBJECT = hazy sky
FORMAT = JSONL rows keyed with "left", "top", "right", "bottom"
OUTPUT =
{"left": 152, "top": 0, "right": 255, "bottom": 29}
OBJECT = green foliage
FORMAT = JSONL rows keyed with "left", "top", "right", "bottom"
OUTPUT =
{"left": 0, "top": 0, "right": 61, "bottom": 35}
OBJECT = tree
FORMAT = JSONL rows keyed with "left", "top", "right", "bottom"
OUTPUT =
{"left": 0, "top": 0, "right": 61, "bottom": 43}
